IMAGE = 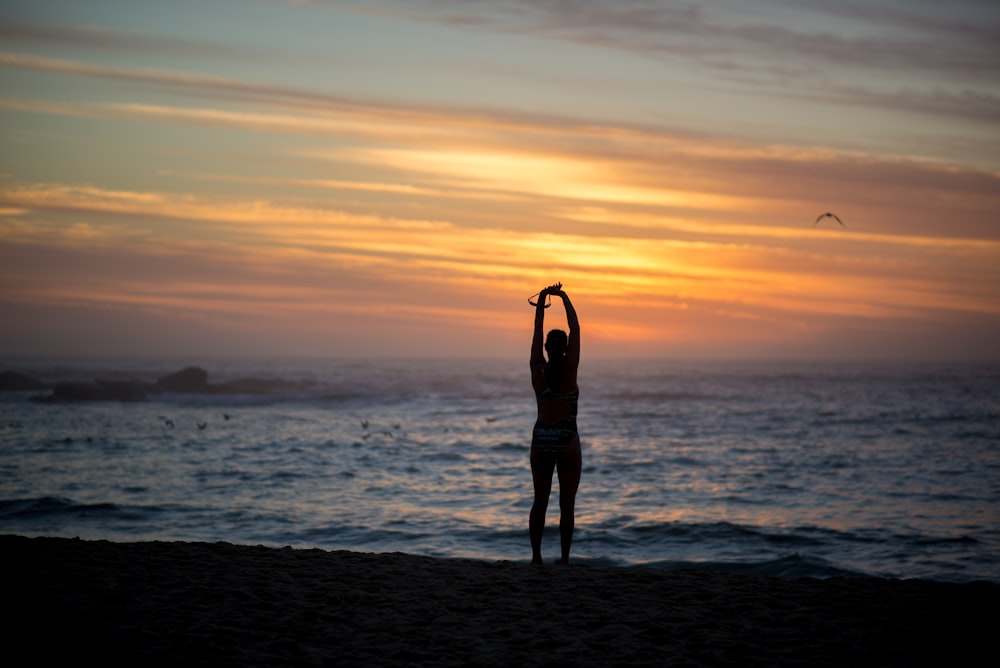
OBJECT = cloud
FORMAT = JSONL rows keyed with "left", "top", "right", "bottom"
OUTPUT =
{"left": 3, "top": 180, "right": 997, "bottom": 324}
{"left": 322, "top": 0, "right": 1000, "bottom": 137}
{"left": 0, "top": 17, "right": 271, "bottom": 61}
{"left": 333, "top": 0, "right": 1000, "bottom": 74}
{"left": 3, "top": 63, "right": 999, "bottom": 245}
{"left": 785, "top": 81, "right": 1000, "bottom": 127}
{"left": 0, "top": 51, "right": 648, "bottom": 137}
{"left": 4, "top": 48, "right": 998, "bottom": 172}
{"left": 0, "top": 52, "right": 361, "bottom": 111}
{"left": 2, "top": 176, "right": 997, "bottom": 360}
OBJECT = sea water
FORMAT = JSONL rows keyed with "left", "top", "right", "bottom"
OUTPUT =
{"left": 1, "top": 357, "right": 997, "bottom": 582}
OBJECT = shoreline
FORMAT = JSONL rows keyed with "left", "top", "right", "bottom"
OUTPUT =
{"left": 4, "top": 534, "right": 996, "bottom": 666}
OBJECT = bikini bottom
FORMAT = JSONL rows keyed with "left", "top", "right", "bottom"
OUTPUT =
{"left": 531, "top": 418, "right": 578, "bottom": 455}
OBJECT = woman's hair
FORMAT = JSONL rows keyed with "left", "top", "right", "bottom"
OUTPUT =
{"left": 544, "top": 329, "right": 568, "bottom": 391}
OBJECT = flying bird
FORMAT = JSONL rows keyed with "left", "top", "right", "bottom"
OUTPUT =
{"left": 815, "top": 212, "right": 845, "bottom": 227}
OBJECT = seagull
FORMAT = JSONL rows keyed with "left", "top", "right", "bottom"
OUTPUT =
{"left": 815, "top": 212, "right": 845, "bottom": 227}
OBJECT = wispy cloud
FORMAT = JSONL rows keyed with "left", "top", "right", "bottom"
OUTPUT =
{"left": 333, "top": 0, "right": 1000, "bottom": 74}
{"left": 0, "top": 52, "right": 365, "bottom": 112}
{"left": 0, "top": 51, "right": 653, "bottom": 136}
{"left": 783, "top": 80, "right": 1000, "bottom": 126}
{"left": 3, "top": 50, "right": 998, "bottom": 245}
{"left": 3, "top": 181, "right": 997, "bottom": 328}
{"left": 4, "top": 48, "right": 999, "bottom": 174}
{"left": 324, "top": 0, "right": 1000, "bottom": 137}
{"left": 0, "top": 17, "right": 271, "bottom": 61}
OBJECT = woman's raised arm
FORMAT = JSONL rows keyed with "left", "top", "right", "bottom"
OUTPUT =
{"left": 530, "top": 288, "right": 548, "bottom": 367}
{"left": 556, "top": 289, "right": 580, "bottom": 376}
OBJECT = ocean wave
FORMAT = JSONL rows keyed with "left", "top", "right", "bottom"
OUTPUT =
{"left": 0, "top": 496, "right": 165, "bottom": 521}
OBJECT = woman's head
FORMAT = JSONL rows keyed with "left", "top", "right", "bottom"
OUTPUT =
{"left": 545, "top": 329, "right": 568, "bottom": 359}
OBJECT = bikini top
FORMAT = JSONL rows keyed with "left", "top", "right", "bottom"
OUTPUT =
{"left": 536, "top": 386, "right": 579, "bottom": 418}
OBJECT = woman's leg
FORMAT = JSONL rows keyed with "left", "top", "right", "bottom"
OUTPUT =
{"left": 529, "top": 447, "right": 556, "bottom": 565}
{"left": 556, "top": 437, "right": 582, "bottom": 565}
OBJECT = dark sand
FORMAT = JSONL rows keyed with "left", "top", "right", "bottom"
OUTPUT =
{"left": 3, "top": 535, "right": 994, "bottom": 666}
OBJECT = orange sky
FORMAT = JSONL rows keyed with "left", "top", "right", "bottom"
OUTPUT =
{"left": 1, "top": 2, "right": 998, "bottom": 360}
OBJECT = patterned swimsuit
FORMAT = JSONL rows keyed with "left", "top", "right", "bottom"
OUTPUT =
{"left": 531, "top": 387, "right": 579, "bottom": 455}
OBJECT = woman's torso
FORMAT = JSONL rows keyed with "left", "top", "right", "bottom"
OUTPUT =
{"left": 535, "top": 379, "right": 578, "bottom": 425}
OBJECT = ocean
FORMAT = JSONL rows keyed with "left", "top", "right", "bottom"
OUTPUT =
{"left": 1, "top": 357, "right": 997, "bottom": 583}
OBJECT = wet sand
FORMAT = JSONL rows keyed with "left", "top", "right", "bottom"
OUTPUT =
{"left": 3, "top": 535, "right": 994, "bottom": 666}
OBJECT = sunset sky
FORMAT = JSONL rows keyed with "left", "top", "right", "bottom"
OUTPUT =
{"left": 1, "top": 0, "right": 998, "bottom": 360}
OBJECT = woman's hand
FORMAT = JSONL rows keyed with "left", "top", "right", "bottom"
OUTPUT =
{"left": 531, "top": 282, "right": 564, "bottom": 308}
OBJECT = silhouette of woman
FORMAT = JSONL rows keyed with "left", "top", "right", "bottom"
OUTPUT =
{"left": 528, "top": 282, "right": 581, "bottom": 565}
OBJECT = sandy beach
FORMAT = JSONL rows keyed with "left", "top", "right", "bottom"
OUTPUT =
{"left": 3, "top": 535, "right": 994, "bottom": 666}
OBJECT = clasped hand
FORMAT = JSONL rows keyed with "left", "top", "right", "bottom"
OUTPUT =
{"left": 529, "top": 282, "right": 564, "bottom": 308}
{"left": 539, "top": 282, "right": 564, "bottom": 298}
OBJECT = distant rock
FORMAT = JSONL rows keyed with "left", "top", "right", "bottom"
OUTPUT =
{"left": 26, "top": 365, "right": 309, "bottom": 402}
{"left": 157, "top": 367, "right": 209, "bottom": 393}
{"left": 0, "top": 371, "right": 47, "bottom": 391}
